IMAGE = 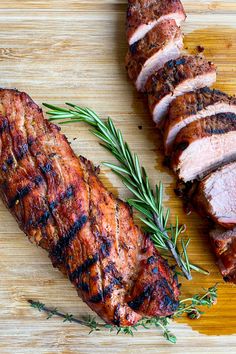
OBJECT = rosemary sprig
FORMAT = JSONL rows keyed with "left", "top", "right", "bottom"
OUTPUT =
{"left": 28, "top": 284, "right": 218, "bottom": 343}
{"left": 43, "top": 103, "right": 207, "bottom": 280}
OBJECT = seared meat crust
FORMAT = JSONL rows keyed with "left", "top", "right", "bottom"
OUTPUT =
{"left": 194, "top": 161, "right": 236, "bottom": 229}
{"left": 171, "top": 113, "right": 236, "bottom": 182}
{"left": 164, "top": 87, "right": 236, "bottom": 154}
{"left": 125, "top": 19, "right": 183, "bottom": 91}
{"left": 0, "top": 89, "right": 179, "bottom": 326}
{"left": 145, "top": 55, "right": 216, "bottom": 125}
{"left": 210, "top": 227, "right": 236, "bottom": 282}
{"left": 126, "top": 0, "right": 186, "bottom": 45}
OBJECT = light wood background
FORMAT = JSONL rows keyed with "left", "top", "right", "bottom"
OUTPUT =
{"left": 0, "top": 1, "right": 236, "bottom": 353}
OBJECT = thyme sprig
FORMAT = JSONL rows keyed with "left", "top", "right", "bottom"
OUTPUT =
{"left": 28, "top": 299, "right": 175, "bottom": 341}
{"left": 28, "top": 300, "right": 101, "bottom": 333}
{"left": 175, "top": 284, "right": 218, "bottom": 319}
{"left": 28, "top": 284, "right": 218, "bottom": 343}
{"left": 44, "top": 103, "right": 207, "bottom": 280}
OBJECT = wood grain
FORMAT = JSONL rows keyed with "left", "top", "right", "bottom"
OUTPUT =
{"left": 0, "top": 1, "right": 236, "bottom": 353}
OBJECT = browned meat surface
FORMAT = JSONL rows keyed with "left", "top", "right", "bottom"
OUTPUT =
{"left": 193, "top": 161, "right": 236, "bottom": 229}
{"left": 126, "top": 0, "right": 186, "bottom": 45}
{"left": 210, "top": 227, "right": 236, "bottom": 282}
{"left": 0, "top": 89, "right": 179, "bottom": 326}
{"left": 164, "top": 87, "right": 236, "bottom": 155}
{"left": 125, "top": 20, "right": 183, "bottom": 91}
{"left": 171, "top": 113, "right": 236, "bottom": 182}
{"left": 145, "top": 55, "right": 216, "bottom": 126}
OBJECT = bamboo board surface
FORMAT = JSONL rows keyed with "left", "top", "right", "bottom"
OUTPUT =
{"left": 0, "top": 1, "right": 236, "bottom": 353}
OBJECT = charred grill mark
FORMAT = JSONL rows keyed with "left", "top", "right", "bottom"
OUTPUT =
{"left": 69, "top": 253, "right": 99, "bottom": 283}
{"left": 50, "top": 215, "right": 88, "bottom": 263}
{"left": 48, "top": 152, "right": 57, "bottom": 158}
{"left": 147, "top": 256, "right": 156, "bottom": 265}
{"left": 1, "top": 164, "right": 7, "bottom": 172}
{"left": 205, "top": 128, "right": 228, "bottom": 135}
{"left": 128, "top": 278, "right": 179, "bottom": 313}
{"left": 103, "top": 277, "right": 122, "bottom": 297}
{"left": 49, "top": 200, "right": 58, "bottom": 212}
{"left": 160, "top": 278, "right": 174, "bottom": 298}
{"left": 36, "top": 210, "right": 51, "bottom": 226}
{"left": 0, "top": 118, "right": 8, "bottom": 134}
{"left": 201, "top": 86, "right": 212, "bottom": 94}
{"left": 176, "top": 141, "right": 189, "bottom": 151}
{"left": 40, "top": 162, "right": 53, "bottom": 174}
{"left": 89, "top": 277, "right": 123, "bottom": 304}
{"left": 113, "top": 304, "right": 121, "bottom": 326}
{"left": 78, "top": 281, "right": 90, "bottom": 292}
{"left": 8, "top": 185, "right": 31, "bottom": 208}
{"left": 6, "top": 155, "right": 14, "bottom": 166}
{"left": 167, "top": 60, "right": 174, "bottom": 69}
{"left": 49, "top": 185, "right": 75, "bottom": 213}
{"left": 69, "top": 239, "right": 113, "bottom": 284}
{"left": 8, "top": 175, "right": 44, "bottom": 209}
{"left": 100, "top": 239, "right": 112, "bottom": 258}
{"left": 16, "top": 143, "right": 28, "bottom": 160}
{"left": 175, "top": 57, "right": 186, "bottom": 66}
{"left": 61, "top": 185, "right": 74, "bottom": 200}
{"left": 152, "top": 267, "right": 158, "bottom": 274}
{"left": 196, "top": 101, "right": 203, "bottom": 111}
{"left": 27, "top": 136, "right": 34, "bottom": 147}
{"left": 27, "top": 210, "right": 51, "bottom": 228}
{"left": 34, "top": 175, "right": 43, "bottom": 186}
{"left": 103, "top": 262, "right": 116, "bottom": 274}
{"left": 129, "top": 41, "right": 138, "bottom": 55}
{"left": 89, "top": 292, "right": 103, "bottom": 303}
{"left": 128, "top": 284, "right": 153, "bottom": 310}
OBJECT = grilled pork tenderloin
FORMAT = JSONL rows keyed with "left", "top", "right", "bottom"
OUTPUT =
{"left": 210, "top": 227, "right": 236, "bottom": 283}
{"left": 171, "top": 113, "right": 236, "bottom": 182}
{"left": 126, "top": 0, "right": 186, "bottom": 45}
{"left": 193, "top": 161, "right": 236, "bottom": 229}
{"left": 145, "top": 55, "right": 217, "bottom": 126}
{"left": 0, "top": 89, "right": 179, "bottom": 326}
{"left": 164, "top": 87, "right": 236, "bottom": 155}
{"left": 126, "top": 20, "right": 183, "bottom": 91}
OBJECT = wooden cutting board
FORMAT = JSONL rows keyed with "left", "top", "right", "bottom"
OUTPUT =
{"left": 1, "top": 1, "right": 236, "bottom": 353}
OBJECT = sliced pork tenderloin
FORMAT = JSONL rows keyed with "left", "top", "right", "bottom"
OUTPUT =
{"left": 210, "top": 227, "right": 236, "bottom": 282}
{"left": 193, "top": 161, "right": 236, "bottom": 229}
{"left": 126, "top": 0, "right": 186, "bottom": 46}
{"left": 164, "top": 87, "right": 236, "bottom": 155}
{"left": 145, "top": 55, "right": 217, "bottom": 126}
{"left": 126, "top": 20, "right": 183, "bottom": 91}
{"left": 171, "top": 113, "right": 236, "bottom": 182}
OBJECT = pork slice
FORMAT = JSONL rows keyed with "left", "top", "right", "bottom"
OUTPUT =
{"left": 126, "top": 0, "right": 186, "bottom": 45}
{"left": 194, "top": 161, "right": 236, "bottom": 229}
{"left": 210, "top": 227, "right": 236, "bottom": 282}
{"left": 164, "top": 87, "right": 236, "bottom": 155}
{"left": 145, "top": 55, "right": 217, "bottom": 126}
{"left": 126, "top": 20, "right": 183, "bottom": 91}
{"left": 171, "top": 113, "right": 236, "bottom": 182}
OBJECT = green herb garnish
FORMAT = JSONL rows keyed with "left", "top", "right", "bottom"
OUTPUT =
{"left": 28, "top": 284, "right": 217, "bottom": 343}
{"left": 43, "top": 103, "right": 208, "bottom": 280}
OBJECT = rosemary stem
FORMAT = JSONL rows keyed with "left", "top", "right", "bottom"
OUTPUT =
{"left": 43, "top": 103, "right": 204, "bottom": 280}
{"left": 152, "top": 213, "right": 192, "bottom": 280}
